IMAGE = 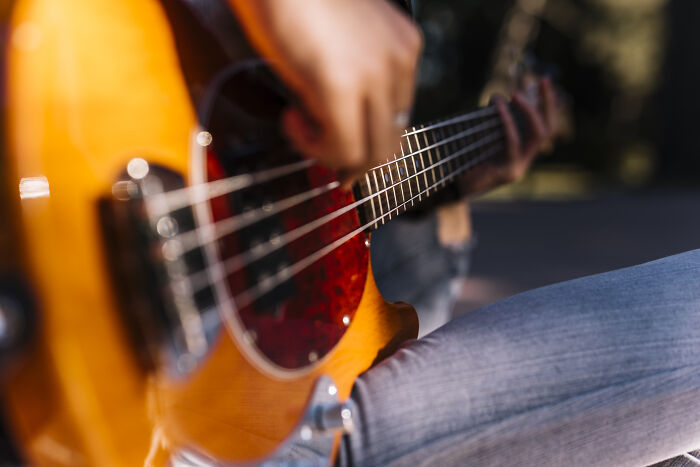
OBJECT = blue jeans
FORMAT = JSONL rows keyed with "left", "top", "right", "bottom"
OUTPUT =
{"left": 371, "top": 215, "right": 474, "bottom": 337}
{"left": 337, "top": 249, "right": 700, "bottom": 466}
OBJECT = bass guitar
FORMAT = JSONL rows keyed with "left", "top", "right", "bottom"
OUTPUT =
{"left": 1, "top": 0, "right": 531, "bottom": 464}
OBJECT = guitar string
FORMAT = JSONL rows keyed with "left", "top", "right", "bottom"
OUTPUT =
{"left": 147, "top": 159, "right": 315, "bottom": 217}
{"left": 153, "top": 119, "right": 504, "bottom": 255}
{"left": 164, "top": 181, "right": 342, "bottom": 253}
{"left": 182, "top": 131, "right": 503, "bottom": 294}
{"left": 146, "top": 116, "right": 503, "bottom": 216}
{"left": 219, "top": 142, "right": 504, "bottom": 310}
{"left": 368, "top": 117, "right": 502, "bottom": 171}
{"left": 402, "top": 105, "right": 499, "bottom": 137}
{"left": 162, "top": 127, "right": 504, "bottom": 267}
{"left": 178, "top": 135, "right": 503, "bottom": 298}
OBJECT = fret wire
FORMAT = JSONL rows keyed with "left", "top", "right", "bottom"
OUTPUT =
{"left": 408, "top": 138, "right": 422, "bottom": 200}
{"left": 412, "top": 130, "right": 431, "bottom": 196}
{"left": 419, "top": 124, "right": 437, "bottom": 194}
{"left": 436, "top": 126, "right": 455, "bottom": 187}
{"left": 456, "top": 121, "right": 470, "bottom": 170}
{"left": 400, "top": 142, "right": 415, "bottom": 207}
{"left": 402, "top": 106, "right": 499, "bottom": 137}
{"left": 395, "top": 153, "right": 408, "bottom": 211}
{"left": 404, "top": 129, "right": 423, "bottom": 202}
{"left": 370, "top": 169, "right": 385, "bottom": 225}
{"left": 422, "top": 128, "right": 444, "bottom": 192}
{"left": 474, "top": 116, "right": 487, "bottom": 166}
{"left": 373, "top": 118, "right": 501, "bottom": 172}
{"left": 364, "top": 173, "right": 379, "bottom": 230}
{"left": 379, "top": 166, "right": 394, "bottom": 221}
{"left": 412, "top": 154, "right": 421, "bottom": 201}
{"left": 390, "top": 165, "right": 400, "bottom": 216}
{"left": 449, "top": 121, "right": 462, "bottom": 171}
{"left": 361, "top": 123, "right": 504, "bottom": 228}
{"left": 473, "top": 115, "right": 489, "bottom": 165}
{"left": 440, "top": 127, "right": 452, "bottom": 188}
{"left": 388, "top": 153, "right": 406, "bottom": 216}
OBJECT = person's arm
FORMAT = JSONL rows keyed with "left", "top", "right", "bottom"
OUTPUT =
{"left": 227, "top": 0, "right": 423, "bottom": 187}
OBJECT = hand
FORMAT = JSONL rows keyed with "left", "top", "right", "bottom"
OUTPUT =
{"left": 458, "top": 77, "right": 559, "bottom": 197}
{"left": 228, "top": 0, "right": 423, "bottom": 188}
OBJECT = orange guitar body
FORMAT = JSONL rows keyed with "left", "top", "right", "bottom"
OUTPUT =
{"left": 1, "top": 0, "right": 417, "bottom": 465}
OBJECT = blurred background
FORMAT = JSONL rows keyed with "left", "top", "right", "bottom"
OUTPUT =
{"left": 410, "top": 0, "right": 700, "bottom": 314}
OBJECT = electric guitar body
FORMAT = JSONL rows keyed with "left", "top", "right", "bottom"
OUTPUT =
{"left": 2, "top": 0, "right": 417, "bottom": 464}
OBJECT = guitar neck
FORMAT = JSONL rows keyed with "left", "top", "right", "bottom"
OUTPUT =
{"left": 353, "top": 105, "right": 506, "bottom": 231}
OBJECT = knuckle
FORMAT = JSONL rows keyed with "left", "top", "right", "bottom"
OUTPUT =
{"left": 326, "top": 68, "right": 359, "bottom": 95}
{"left": 505, "top": 163, "right": 525, "bottom": 183}
{"left": 507, "top": 165, "right": 525, "bottom": 183}
{"left": 395, "top": 46, "right": 414, "bottom": 70}
{"left": 409, "top": 26, "right": 424, "bottom": 52}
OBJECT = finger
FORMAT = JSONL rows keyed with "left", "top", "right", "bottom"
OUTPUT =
{"left": 337, "top": 167, "right": 368, "bottom": 191}
{"left": 376, "top": 0, "right": 421, "bottom": 130}
{"left": 489, "top": 93, "right": 508, "bottom": 106}
{"left": 282, "top": 108, "right": 324, "bottom": 159}
{"left": 512, "top": 92, "right": 547, "bottom": 157}
{"left": 495, "top": 97, "right": 521, "bottom": 160}
{"left": 377, "top": 0, "right": 423, "bottom": 52}
{"left": 314, "top": 81, "right": 367, "bottom": 170}
{"left": 391, "top": 54, "right": 417, "bottom": 133}
{"left": 368, "top": 78, "right": 402, "bottom": 172}
{"left": 540, "top": 77, "right": 558, "bottom": 139}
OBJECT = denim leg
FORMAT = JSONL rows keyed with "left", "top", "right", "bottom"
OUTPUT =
{"left": 338, "top": 249, "right": 700, "bottom": 466}
{"left": 370, "top": 215, "right": 474, "bottom": 337}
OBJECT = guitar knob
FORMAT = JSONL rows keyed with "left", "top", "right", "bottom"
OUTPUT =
{"left": 315, "top": 401, "right": 355, "bottom": 434}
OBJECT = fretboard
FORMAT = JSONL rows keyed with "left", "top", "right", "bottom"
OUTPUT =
{"left": 353, "top": 105, "right": 505, "bottom": 231}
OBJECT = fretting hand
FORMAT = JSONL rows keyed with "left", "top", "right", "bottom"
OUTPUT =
{"left": 457, "top": 77, "right": 560, "bottom": 197}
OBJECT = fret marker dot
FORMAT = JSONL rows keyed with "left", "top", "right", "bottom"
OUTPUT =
{"left": 399, "top": 167, "right": 405, "bottom": 176}
{"left": 384, "top": 173, "right": 390, "bottom": 183}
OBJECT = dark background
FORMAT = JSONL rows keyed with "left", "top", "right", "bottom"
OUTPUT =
{"left": 409, "top": 0, "right": 700, "bottom": 309}
{"left": 414, "top": 0, "right": 700, "bottom": 185}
